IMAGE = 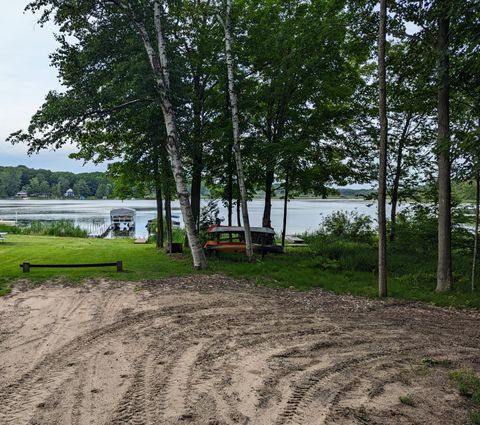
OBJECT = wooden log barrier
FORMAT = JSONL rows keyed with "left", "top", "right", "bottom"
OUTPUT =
{"left": 20, "top": 261, "right": 123, "bottom": 273}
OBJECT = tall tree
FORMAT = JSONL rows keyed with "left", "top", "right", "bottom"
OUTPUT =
{"left": 220, "top": 0, "right": 254, "bottom": 261}
{"left": 473, "top": 169, "right": 480, "bottom": 292}
{"left": 436, "top": 3, "right": 453, "bottom": 292}
{"left": 124, "top": 1, "right": 207, "bottom": 269}
{"left": 378, "top": 0, "right": 388, "bottom": 298}
{"left": 18, "top": 0, "right": 208, "bottom": 269}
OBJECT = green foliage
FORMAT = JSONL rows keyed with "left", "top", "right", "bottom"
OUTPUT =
{"left": 316, "top": 210, "right": 375, "bottom": 242}
{"left": 10, "top": 221, "right": 88, "bottom": 238}
{"left": 0, "top": 235, "right": 193, "bottom": 296}
{"left": 451, "top": 370, "right": 480, "bottom": 404}
{"left": 2, "top": 222, "right": 87, "bottom": 237}
{"left": 1, "top": 234, "right": 480, "bottom": 309}
{"left": 420, "top": 357, "right": 452, "bottom": 368}
{"left": 288, "top": 210, "right": 479, "bottom": 303}
{"left": 470, "top": 410, "right": 480, "bottom": 425}
{"left": 148, "top": 219, "right": 185, "bottom": 245}
{"left": 399, "top": 394, "right": 416, "bottom": 407}
{"left": 0, "top": 166, "right": 114, "bottom": 199}
{"left": 450, "top": 370, "right": 480, "bottom": 424}
{"left": 199, "top": 200, "right": 222, "bottom": 231}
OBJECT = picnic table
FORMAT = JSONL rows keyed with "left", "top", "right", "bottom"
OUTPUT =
{"left": 0, "top": 232, "right": 7, "bottom": 243}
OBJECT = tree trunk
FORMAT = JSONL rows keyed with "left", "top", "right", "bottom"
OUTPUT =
{"left": 222, "top": 0, "right": 254, "bottom": 261}
{"left": 191, "top": 75, "right": 204, "bottom": 232}
{"left": 191, "top": 167, "right": 202, "bottom": 232}
{"left": 436, "top": 9, "right": 453, "bottom": 292}
{"left": 377, "top": 0, "right": 388, "bottom": 298}
{"left": 472, "top": 172, "right": 480, "bottom": 292}
{"left": 262, "top": 167, "right": 275, "bottom": 228}
{"left": 390, "top": 111, "right": 412, "bottom": 241}
{"left": 165, "top": 186, "right": 173, "bottom": 253}
{"left": 153, "top": 155, "right": 164, "bottom": 249}
{"left": 227, "top": 163, "right": 233, "bottom": 226}
{"left": 155, "top": 180, "right": 164, "bottom": 249}
{"left": 237, "top": 195, "right": 241, "bottom": 227}
{"left": 225, "top": 77, "right": 234, "bottom": 227}
{"left": 133, "top": 1, "right": 206, "bottom": 269}
{"left": 262, "top": 81, "right": 289, "bottom": 229}
{"left": 281, "top": 170, "right": 289, "bottom": 248}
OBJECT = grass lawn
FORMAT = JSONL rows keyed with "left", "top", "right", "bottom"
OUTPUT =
{"left": 1, "top": 234, "right": 480, "bottom": 309}
{"left": 0, "top": 235, "right": 192, "bottom": 296}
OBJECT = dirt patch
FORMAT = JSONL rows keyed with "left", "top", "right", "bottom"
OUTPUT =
{"left": 0, "top": 275, "right": 479, "bottom": 424}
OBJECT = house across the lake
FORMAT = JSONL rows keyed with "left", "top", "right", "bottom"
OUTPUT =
{"left": 15, "top": 191, "right": 28, "bottom": 199}
{"left": 64, "top": 188, "right": 74, "bottom": 198}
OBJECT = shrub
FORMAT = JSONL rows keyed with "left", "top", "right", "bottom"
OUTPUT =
{"left": 317, "top": 210, "right": 375, "bottom": 242}
{"left": 399, "top": 394, "right": 416, "bottom": 407}
{"left": 450, "top": 370, "right": 480, "bottom": 404}
{"left": 16, "top": 220, "right": 88, "bottom": 238}
{"left": 470, "top": 410, "right": 480, "bottom": 425}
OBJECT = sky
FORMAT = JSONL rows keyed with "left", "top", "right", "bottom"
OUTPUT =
{"left": 0, "top": 1, "right": 106, "bottom": 173}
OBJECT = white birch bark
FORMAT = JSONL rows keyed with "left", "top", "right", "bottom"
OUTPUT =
{"left": 125, "top": 0, "right": 207, "bottom": 269}
{"left": 221, "top": 0, "right": 254, "bottom": 261}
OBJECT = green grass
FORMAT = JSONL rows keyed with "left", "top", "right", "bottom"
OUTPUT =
{"left": 0, "top": 221, "right": 88, "bottom": 238}
{"left": 1, "top": 235, "right": 480, "bottom": 309}
{"left": 399, "top": 394, "right": 416, "bottom": 407}
{"left": 450, "top": 370, "right": 480, "bottom": 425}
{"left": 0, "top": 235, "right": 192, "bottom": 296}
{"left": 451, "top": 370, "right": 480, "bottom": 403}
{"left": 204, "top": 250, "right": 480, "bottom": 308}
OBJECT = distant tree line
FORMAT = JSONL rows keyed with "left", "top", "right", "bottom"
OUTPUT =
{"left": 0, "top": 166, "right": 114, "bottom": 199}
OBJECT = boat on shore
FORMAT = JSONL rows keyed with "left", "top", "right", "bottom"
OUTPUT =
{"left": 0, "top": 220, "right": 16, "bottom": 226}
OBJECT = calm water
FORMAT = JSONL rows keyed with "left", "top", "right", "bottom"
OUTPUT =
{"left": 0, "top": 199, "right": 389, "bottom": 238}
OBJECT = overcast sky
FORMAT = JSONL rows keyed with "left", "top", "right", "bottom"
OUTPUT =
{"left": 0, "top": 1, "right": 105, "bottom": 172}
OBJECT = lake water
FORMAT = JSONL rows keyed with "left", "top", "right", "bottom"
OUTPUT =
{"left": 0, "top": 199, "right": 389, "bottom": 238}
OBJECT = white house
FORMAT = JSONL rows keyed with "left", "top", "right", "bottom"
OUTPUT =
{"left": 16, "top": 191, "right": 28, "bottom": 199}
{"left": 64, "top": 188, "right": 74, "bottom": 198}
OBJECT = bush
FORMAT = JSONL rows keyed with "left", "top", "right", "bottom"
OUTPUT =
{"left": 15, "top": 220, "right": 88, "bottom": 238}
{"left": 399, "top": 394, "right": 416, "bottom": 407}
{"left": 199, "top": 200, "right": 223, "bottom": 231}
{"left": 316, "top": 210, "right": 375, "bottom": 242}
{"left": 470, "top": 410, "right": 480, "bottom": 425}
{"left": 394, "top": 204, "right": 474, "bottom": 255}
{"left": 450, "top": 370, "right": 480, "bottom": 404}
{"left": 300, "top": 211, "right": 377, "bottom": 273}
{"left": 450, "top": 370, "right": 480, "bottom": 424}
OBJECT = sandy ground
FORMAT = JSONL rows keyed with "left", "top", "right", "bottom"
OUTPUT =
{"left": 0, "top": 276, "right": 479, "bottom": 425}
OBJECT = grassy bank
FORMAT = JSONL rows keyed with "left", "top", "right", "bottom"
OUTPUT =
{"left": 1, "top": 234, "right": 479, "bottom": 308}
{"left": 0, "top": 220, "right": 88, "bottom": 238}
{"left": 0, "top": 235, "right": 192, "bottom": 296}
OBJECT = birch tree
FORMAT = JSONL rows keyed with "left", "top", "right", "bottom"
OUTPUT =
{"left": 116, "top": 0, "right": 207, "bottom": 269}
{"left": 218, "top": 0, "right": 254, "bottom": 261}
{"left": 20, "top": 0, "right": 207, "bottom": 269}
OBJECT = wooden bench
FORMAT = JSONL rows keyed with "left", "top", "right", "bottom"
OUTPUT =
{"left": 19, "top": 261, "right": 123, "bottom": 273}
